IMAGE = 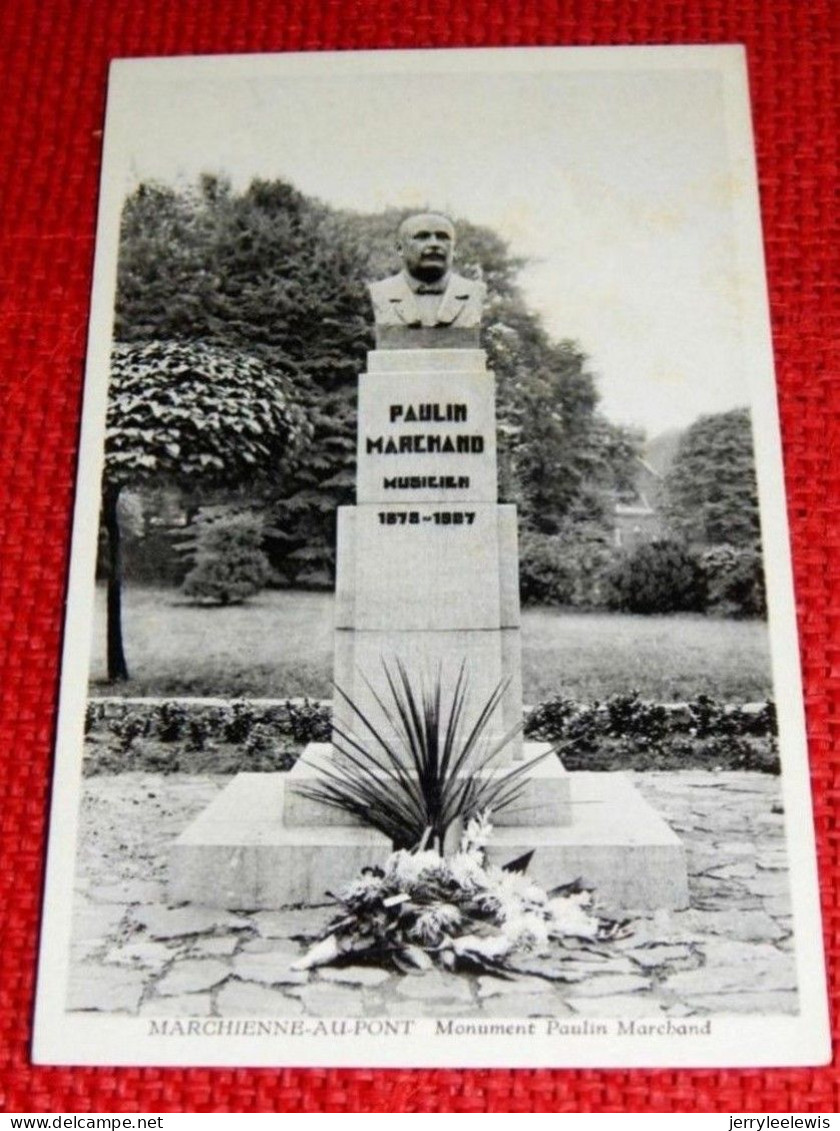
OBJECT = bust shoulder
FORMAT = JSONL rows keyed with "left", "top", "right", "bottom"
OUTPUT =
{"left": 367, "top": 271, "right": 485, "bottom": 302}
{"left": 448, "top": 273, "right": 486, "bottom": 301}
{"left": 367, "top": 273, "right": 409, "bottom": 302}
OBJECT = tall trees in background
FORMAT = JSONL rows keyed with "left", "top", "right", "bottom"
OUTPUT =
{"left": 663, "top": 408, "right": 760, "bottom": 547}
{"left": 112, "top": 178, "right": 639, "bottom": 589}
{"left": 116, "top": 177, "right": 371, "bottom": 584}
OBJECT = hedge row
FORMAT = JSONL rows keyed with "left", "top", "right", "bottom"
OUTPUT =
{"left": 85, "top": 697, "right": 331, "bottom": 747}
{"left": 83, "top": 698, "right": 332, "bottom": 776}
{"left": 84, "top": 692, "right": 779, "bottom": 775}
{"left": 524, "top": 692, "right": 779, "bottom": 773}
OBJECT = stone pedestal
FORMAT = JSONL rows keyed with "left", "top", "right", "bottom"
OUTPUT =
{"left": 334, "top": 348, "right": 523, "bottom": 758}
{"left": 169, "top": 763, "right": 688, "bottom": 910}
{"left": 355, "top": 349, "right": 499, "bottom": 504}
{"left": 168, "top": 341, "right": 689, "bottom": 915}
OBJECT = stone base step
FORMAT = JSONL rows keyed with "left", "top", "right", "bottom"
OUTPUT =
{"left": 168, "top": 774, "right": 391, "bottom": 908}
{"left": 169, "top": 769, "right": 687, "bottom": 911}
{"left": 485, "top": 773, "right": 689, "bottom": 910}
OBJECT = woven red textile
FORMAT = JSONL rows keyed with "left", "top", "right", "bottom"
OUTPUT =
{"left": 0, "top": 0, "right": 837, "bottom": 1113}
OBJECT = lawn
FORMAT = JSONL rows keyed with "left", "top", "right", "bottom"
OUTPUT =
{"left": 88, "top": 584, "right": 774, "bottom": 703}
{"left": 521, "top": 605, "right": 773, "bottom": 702}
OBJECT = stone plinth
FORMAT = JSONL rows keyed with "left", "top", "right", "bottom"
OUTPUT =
{"left": 334, "top": 502, "right": 523, "bottom": 759}
{"left": 167, "top": 336, "right": 689, "bottom": 918}
{"left": 335, "top": 347, "right": 523, "bottom": 760}
{"left": 169, "top": 765, "right": 688, "bottom": 911}
{"left": 357, "top": 350, "right": 497, "bottom": 504}
{"left": 374, "top": 325, "right": 480, "bottom": 350}
{"left": 335, "top": 505, "right": 515, "bottom": 631}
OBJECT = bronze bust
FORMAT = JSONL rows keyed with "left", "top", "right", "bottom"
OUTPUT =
{"left": 368, "top": 213, "right": 485, "bottom": 349}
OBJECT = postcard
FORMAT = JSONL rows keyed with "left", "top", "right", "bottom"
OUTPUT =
{"left": 32, "top": 45, "right": 829, "bottom": 1067}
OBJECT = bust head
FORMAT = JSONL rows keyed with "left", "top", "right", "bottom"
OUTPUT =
{"left": 368, "top": 212, "right": 484, "bottom": 347}
{"left": 397, "top": 212, "right": 455, "bottom": 284}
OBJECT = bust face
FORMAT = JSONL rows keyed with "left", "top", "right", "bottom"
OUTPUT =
{"left": 397, "top": 213, "right": 455, "bottom": 283}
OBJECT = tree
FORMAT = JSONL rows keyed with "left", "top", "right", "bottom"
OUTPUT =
{"left": 701, "top": 544, "right": 766, "bottom": 618}
{"left": 182, "top": 512, "right": 273, "bottom": 606}
{"left": 604, "top": 540, "right": 707, "bottom": 614}
{"left": 114, "top": 180, "right": 640, "bottom": 581}
{"left": 482, "top": 320, "right": 641, "bottom": 534}
{"left": 116, "top": 178, "right": 373, "bottom": 583}
{"left": 663, "top": 408, "right": 760, "bottom": 546}
{"left": 102, "top": 339, "right": 308, "bottom": 679}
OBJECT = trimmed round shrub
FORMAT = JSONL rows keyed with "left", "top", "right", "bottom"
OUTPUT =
{"left": 518, "top": 531, "right": 575, "bottom": 606}
{"left": 221, "top": 700, "right": 260, "bottom": 744}
{"left": 563, "top": 540, "right": 620, "bottom": 608}
{"left": 603, "top": 692, "right": 670, "bottom": 742}
{"left": 519, "top": 528, "right": 618, "bottom": 608}
{"left": 524, "top": 695, "right": 579, "bottom": 739}
{"left": 111, "top": 711, "right": 149, "bottom": 752}
{"left": 85, "top": 701, "right": 105, "bottom": 735}
{"left": 183, "top": 513, "right": 272, "bottom": 606}
{"left": 603, "top": 539, "right": 706, "bottom": 614}
{"left": 702, "top": 544, "right": 767, "bottom": 618}
{"left": 184, "top": 716, "right": 211, "bottom": 752}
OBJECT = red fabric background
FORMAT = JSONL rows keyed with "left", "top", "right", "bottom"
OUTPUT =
{"left": 0, "top": 0, "right": 837, "bottom": 1113}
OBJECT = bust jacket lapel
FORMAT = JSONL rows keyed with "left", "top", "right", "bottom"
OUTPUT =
{"left": 435, "top": 276, "right": 472, "bottom": 326}
{"left": 388, "top": 274, "right": 423, "bottom": 325}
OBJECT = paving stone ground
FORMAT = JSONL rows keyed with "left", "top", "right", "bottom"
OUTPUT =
{"left": 66, "top": 772, "right": 796, "bottom": 1019}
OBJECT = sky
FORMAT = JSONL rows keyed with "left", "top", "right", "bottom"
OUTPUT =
{"left": 109, "top": 50, "right": 763, "bottom": 438}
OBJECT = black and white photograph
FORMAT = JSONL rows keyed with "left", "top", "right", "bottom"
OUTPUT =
{"left": 33, "top": 46, "right": 829, "bottom": 1067}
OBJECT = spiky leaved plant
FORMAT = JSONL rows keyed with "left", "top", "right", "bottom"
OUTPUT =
{"left": 294, "top": 658, "right": 553, "bottom": 851}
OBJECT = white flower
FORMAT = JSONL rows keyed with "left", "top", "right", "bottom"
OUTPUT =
{"left": 446, "top": 851, "right": 486, "bottom": 892}
{"left": 460, "top": 810, "right": 493, "bottom": 855}
{"left": 385, "top": 849, "right": 446, "bottom": 888}
{"left": 547, "top": 893, "right": 601, "bottom": 939}
{"left": 486, "top": 866, "right": 547, "bottom": 910}
{"left": 499, "top": 912, "right": 550, "bottom": 954}
{"left": 409, "top": 903, "right": 462, "bottom": 945}
{"left": 340, "top": 873, "right": 385, "bottom": 903}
